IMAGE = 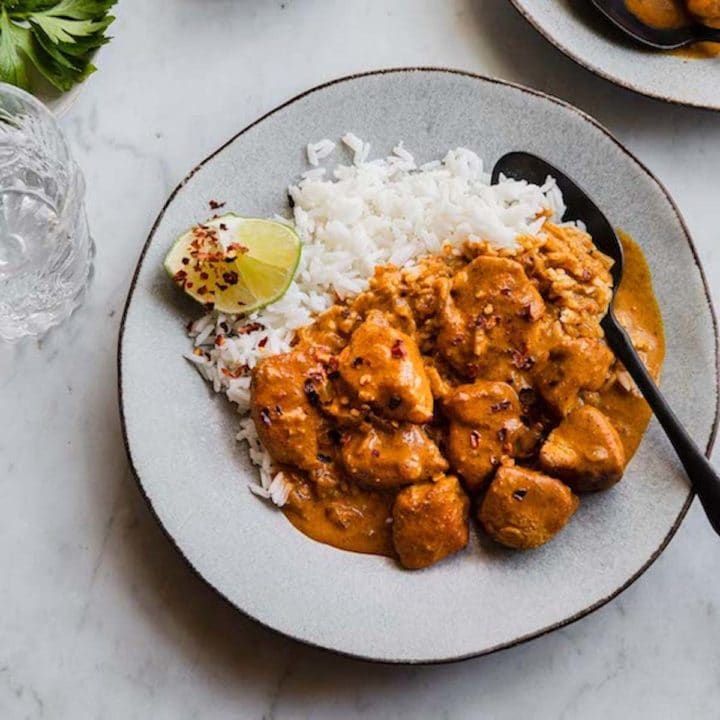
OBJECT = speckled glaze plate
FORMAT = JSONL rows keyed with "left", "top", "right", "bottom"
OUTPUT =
{"left": 119, "top": 69, "right": 718, "bottom": 663}
{"left": 509, "top": 0, "right": 720, "bottom": 111}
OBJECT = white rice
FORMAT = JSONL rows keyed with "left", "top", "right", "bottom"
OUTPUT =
{"left": 187, "top": 136, "right": 567, "bottom": 503}
{"left": 306, "top": 138, "right": 335, "bottom": 167}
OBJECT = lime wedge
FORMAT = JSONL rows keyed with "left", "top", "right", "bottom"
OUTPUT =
{"left": 163, "top": 214, "right": 301, "bottom": 314}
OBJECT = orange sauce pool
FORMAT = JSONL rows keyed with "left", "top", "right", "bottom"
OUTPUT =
{"left": 595, "top": 232, "right": 665, "bottom": 459}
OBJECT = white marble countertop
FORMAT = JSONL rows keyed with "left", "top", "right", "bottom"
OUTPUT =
{"left": 3, "top": 1, "right": 720, "bottom": 717}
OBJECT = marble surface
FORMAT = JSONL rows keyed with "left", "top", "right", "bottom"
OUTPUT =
{"left": 2, "top": 0, "right": 720, "bottom": 717}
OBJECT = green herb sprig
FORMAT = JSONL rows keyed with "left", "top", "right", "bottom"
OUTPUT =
{"left": 0, "top": 0, "right": 117, "bottom": 92}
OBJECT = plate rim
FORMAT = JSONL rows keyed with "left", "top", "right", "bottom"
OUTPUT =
{"left": 117, "top": 66, "right": 720, "bottom": 664}
{"left": 507, "top": 0, "right": 720, "bottom": 112}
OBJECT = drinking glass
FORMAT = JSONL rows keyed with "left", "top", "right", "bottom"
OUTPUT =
{"left": 0, "top": 83, "right": 92, "bottom": 341}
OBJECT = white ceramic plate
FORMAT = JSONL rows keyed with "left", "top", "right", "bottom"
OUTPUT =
{"left": 119, "top": 69, "right": 718, "bottom": 663}
{"left": 509, "top": 0, "right": 720, "bottom": 111}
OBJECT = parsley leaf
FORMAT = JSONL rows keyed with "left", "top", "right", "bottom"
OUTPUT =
{"left": 0, "top": 0, "right": 116, "bottom": 92}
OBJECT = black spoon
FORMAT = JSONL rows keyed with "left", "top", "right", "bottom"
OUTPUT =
{"left": 492, "top": 151, "right": 720, "bottom": 536}
{"left": 590, "top": 0, "right": 720, "bottom": 50}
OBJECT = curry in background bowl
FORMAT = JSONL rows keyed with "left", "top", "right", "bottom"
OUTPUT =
{"left": 625, "top": 0, "right": 720, "bottom": 55}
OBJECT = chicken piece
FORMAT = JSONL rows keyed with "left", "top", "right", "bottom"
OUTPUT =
{"left": 351, "top": 265, "right": 418, "bottom": 337}
{"left": 295, "top": 305, "right": 357, "bottom": 354}
{"left": 341, "top": 422, "right": 448, "bottom": 489}
{"left": 251, "top": 349, "right": 328, "bottom": 471}
{"left": 392, "top": 475, "right": 470, "bottom": 569}
{"left": 533, "top": 337, "right": 613, "bottom": 416}
{"left": 444, "top": 381, "right": 528, "bottom": 494}
{"left": 437, "top": 256, "right": 546, "bottom": 383}
{"left": 686, "top": 0, "right": 720, "bottom": 24}
{"left": 539, "top": 406, "right": 626, "bottom": 492}
{"left": 479, "top": 466, "right": 579, "bottom": 550}
{"left": 338, "top": 310, "right": 433, "bottom": 423}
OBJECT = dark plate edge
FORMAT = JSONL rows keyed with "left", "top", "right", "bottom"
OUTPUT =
{"left": 116, "top": 66, "right": 720, "bottom": 665}
{"left": 506, "top": 0, "right": 720, "bottom": 113}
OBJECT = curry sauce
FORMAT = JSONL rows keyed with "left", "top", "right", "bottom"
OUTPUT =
{"left": 595, "top": 232, "right": 664, "bottom": 458}
{"left": 251, "top": 227, "right": 665, "bottom": 568}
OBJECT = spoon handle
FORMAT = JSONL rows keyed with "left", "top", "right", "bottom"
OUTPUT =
{"left": 602, "top": 313, "right": 720, "bottom": 536}
{"left": 695, "top": 25, "right": 720, "bottom": 43}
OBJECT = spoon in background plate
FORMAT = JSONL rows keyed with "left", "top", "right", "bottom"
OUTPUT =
{"left": 491, "top": 151, "right": 720, "bottom": 537}
{"left": 590, "top": 0, "right": 720, "bottom": 49}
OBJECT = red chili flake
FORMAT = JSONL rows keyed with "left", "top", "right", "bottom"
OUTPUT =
{"left": 205, "top": 301, "right": 215, "bottom": 310}
{"left": 227, "top": 242, "right": 249, "bottom": 256}
{"left": 181, "top": 257, "right": 190, "bottom": 266}
{"left": 197, "top": 285, "right": 208, "bottom": 296}
{"left": 219, "top": 223, "right": 228, "bottom": 231}
{"left": 469, "top": 430, "right": 480, "bottom": 449}
{"left": 209, "top": 200, "right": 226, "bottom": 210}
{"left": 371, "top": 449, "right": 380, "bottom": 458}
{"left": 390, "top": 339, "right": 406, "bottom": 359}
{"left": 221, "top": 366, "right": 248, "bottom": 379}
{"left": 200, "top": 271, "right": 209, "bottom": 280}
{"left": 258, "top": 336, "right": 268, "bottom": 348}
{"left": 172, "top": 269, "right": 187, "bottom": 284}
{"left": 223, "top": 271, "right": 239, "bottom": 285}
{"left": 512, "top": 489, "right": 528, "bottom": 501}
{"left": 215, "top": 335, "right": 225, "bottom": 347}
{"left": 511, "top": 350, "right": 535, "bottom": 371}
{"left": 351, "top": 356, "right": 364, "bottom": 368}
{"left": 259, "top": 408, "right": 271, "bottom": 426}
{"left": 490, "top": 400, "right": 512, "bottom": 413}
{"left": 387, "top": 396, "right": 402, "bottom": 410}
{"left": 475, "top": 314, "right": 498, "bottom": 331}
{"left": 186, "top": 282, "right": 194, "bottom": 289}
{"left": 217, "top": 284, "right": 228, "bottom": 291}
{"left": 325, "top": 356, "right": 340, "bottom": 375}
{"left": 236, "top": 322, "right": 264, "bottom": 335}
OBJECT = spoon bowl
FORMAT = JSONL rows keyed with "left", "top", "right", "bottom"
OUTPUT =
{"left": 491, "top": 151, "right": 624, "bottom": 287}
{"left": 492, "top": 151, "right": 720, "bottom": 537}
{"left": 590, "top": 0, "right": 720, "bottom": 49}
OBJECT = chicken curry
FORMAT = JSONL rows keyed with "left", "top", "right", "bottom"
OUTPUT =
{"left": 250, "top": 224, "right": 664, "bottom": 569}
{"left": 625, "top": 0, "right": 720, "bottom": 56}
